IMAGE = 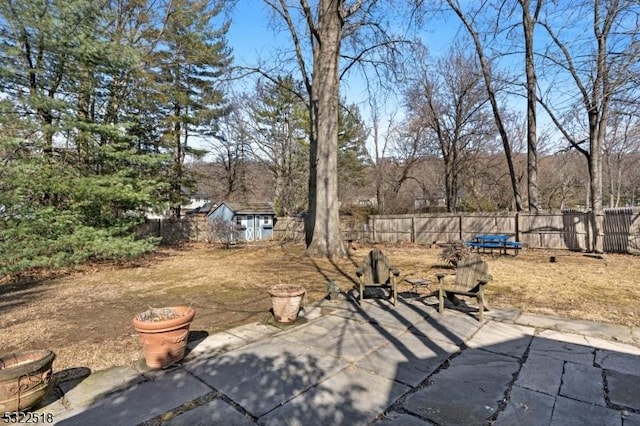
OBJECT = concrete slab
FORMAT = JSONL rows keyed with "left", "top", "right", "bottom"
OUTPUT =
{"left": 277, "top": 314, "right": 361, "bottom": 345}
{"left": 529, "top": 332, "right": 595, "bottom": 365}
{"left": 55, "top": 369, "right": 212, "bottom": 426}
{"left": 374, "top": 411, "right": 433, "bottom": 425}
{"left": 356, "top": 329, "right": 459, "bottom": 387}
{"left": 494, "top": 385, "right": 555, "bottom": 426}
{"left": 322, "top": 298, "right": 363, "bottom": 319}
{"left": 606, "top": 369, "right": 640, "bottom": 411}
{"left": 484, "top": 308, "right": 521, "bottom": 322}
{"left": 359, "top": 301, "right": 434, "bottom": 331}
{"left": 596, "top": 349, "right": 640, "bottom": 376}
{"left": 322, "top": 298, "right": 433, "bottom": 331}
{"left": 229, "top": 335, "right": 323, "bottom": 364}
{"left": 517, "top": 313, "right": 633, "bottom": 343}
{"left": 550, "top": 396, "right": 622, "bottom": 426}
{"left": 409, "top": 311, "right": 481, "bottom": 346}
{"left": 185, "top": 332, "right": 247, "bottom": 360}
{"left": 279, "top": 319, "right": 401, "bottom": 364}
{"left": 515, "top": 353, "right": 563, "bottom": 396}
{"left": 466, "top": 321, "right": 534, "bottom": 358}
{"left": 226, "top": 322, "right": 280, "bottom": 342}
{"left": 326, "top": 297, "right": 433, "bottom": 320}
{"left": 624, "top": 412, "right": 640, "bottom": 426}
{"left": 259, "top": 365, "right": 410, "bottom": 426}
{"left": 559, "top": 362, "right": 605, "bottom": 406}
{"left": 578, "top": 322, "right": 634, "bottom": 344}
{"left": 165, "top": 398, "right": 255, "bottom": 426}
{"left": 58, "top": 365, "right": 144, "bottom": 408}
{"left": 402, "top": 349, "right": 520, "bottom": 425}
{"left": 535, "top": 329, "right": 594, "bottom": 346}
{"left": 187, "top": 349, "right": 348, "bottom": 417}
{"left": 299, "top": 306, "right": 324, "bottom": 320}
{"left": 585, "top": 336, "right": 640, "bottom": 355}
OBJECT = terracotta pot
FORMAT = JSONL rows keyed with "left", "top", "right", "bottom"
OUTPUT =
{"left": 0, "top": 350, "right": 56, "bottom": 412}
{"left": 268, "top": 285, "right": 306, "bottom": 323}
{"left": 132, "top": 307, "right": 195, "bottom": 369}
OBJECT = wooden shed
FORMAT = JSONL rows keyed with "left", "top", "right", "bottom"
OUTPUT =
{"left": 207, "top": 201, "right": 276, "bottom": 241}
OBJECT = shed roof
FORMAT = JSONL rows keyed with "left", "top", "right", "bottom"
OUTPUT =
{"left": 215, "top": 201, "right": 276, "bottom": 215}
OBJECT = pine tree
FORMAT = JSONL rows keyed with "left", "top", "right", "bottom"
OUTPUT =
{"left": 151, "top": 0, "right": 233, "bottom": 218}
{"left": 338, "top": 103, "right": 370, "bottom": 202}
{"left": 0, "top": 0, "right": 167, "bottom": 275}
{"left": 249, "top": 76, "right": 310, "bottom": 216}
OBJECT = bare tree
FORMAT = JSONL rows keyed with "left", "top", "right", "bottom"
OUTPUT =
{"left": 603, "top": 108, "right": 640, "bottom": 207}
{"left": 538, "top": 151, "right": 588, "bottom": 210}
{"left": 207, "top": 105, "right": 252, "bottom": 200}
{"left": 386, "top": 123, "right": 429, "bottom": 210}
{"left": 445, "top": 0, "right": 525, "bottom": 212}
{"left": 537, "top": 0, "right": 640, "bottom": 251}
{"left": 368, "top": 98, "right": 399, "bottom": 214}
{"left": 405, "top": 42, "right": 494, "bottom": 212}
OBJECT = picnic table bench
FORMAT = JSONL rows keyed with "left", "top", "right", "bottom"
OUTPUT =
{"left": 465, "top": 234, "right": 521, "bottom": 255}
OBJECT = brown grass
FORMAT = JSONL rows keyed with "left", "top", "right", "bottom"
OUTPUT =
{"left": 1, "top": 242, "right": 639, "bottom": 373}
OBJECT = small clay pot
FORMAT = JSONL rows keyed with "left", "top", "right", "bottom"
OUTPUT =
{"left": 132, "top": 307, "right": 195, "bottom": 369}
{"left": 268, "top": 285, "right": 306, "bottom": 323}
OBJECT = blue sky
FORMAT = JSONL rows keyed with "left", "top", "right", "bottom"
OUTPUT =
{"left": 226, "top": 2, "right": 277, "bottom": 69}
{"left": 224, "top": 2, "right": 460, "bottom": 110}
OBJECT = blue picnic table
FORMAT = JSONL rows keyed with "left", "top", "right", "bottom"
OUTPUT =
{"left": 465, "top": 234, "right": 521, "bottom": 255}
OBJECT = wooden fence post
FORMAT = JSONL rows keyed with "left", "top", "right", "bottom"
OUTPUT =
{"left": 411, "top": 216, "right": 415, "bottom": 243}
{"left": 372, "top": 217, "right": 377, "bottom": 243}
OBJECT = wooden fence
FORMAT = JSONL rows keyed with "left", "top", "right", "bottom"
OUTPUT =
{"left": 369, "top": 208, "right": 640, "bottom": 253}
{"left": 138, "top": 216, "right": 212, "bottom": 243}
{"left": 140, "top": 208, "right": 640, "bottom": 254}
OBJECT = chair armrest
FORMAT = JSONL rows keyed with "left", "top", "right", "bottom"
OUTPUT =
{"left": 436, "top": 273, "right": 446, "bottom": 289}
{"left": 478, "top": 274, "right": 492, "bottom": 285}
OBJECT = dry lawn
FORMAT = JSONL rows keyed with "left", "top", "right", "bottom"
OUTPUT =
{"left": 1, "top": 241, "right": 639, "bottom": 374}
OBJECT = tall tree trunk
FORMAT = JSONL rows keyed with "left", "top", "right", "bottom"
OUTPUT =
{"left": 588, "top": 0, "right": 612, "bottom": 253}
{"left": 521, "top": 0, "right": 541, "bottom": 212}
{"left": 306, "top": 0, "right": 345, "bottom": 257}
{"left": 444, "top": 157, "right": 455, "bottom": 212}
{"left": 305, "top": 120, "right": 318, "bottom": 246}
{"left": 171, "top": 102, "right": 183, "bottom": 219}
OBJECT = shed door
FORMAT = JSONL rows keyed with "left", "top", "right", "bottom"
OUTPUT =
{"left": 245, "top": 215, "right": 255, "bottom": 241}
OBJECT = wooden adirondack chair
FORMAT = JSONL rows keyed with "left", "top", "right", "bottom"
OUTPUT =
{"left": 355, "top": 249, "right": 399, "bottom": 306}
{"left": 436, "top": 253, "right": 492, "bottom": 320}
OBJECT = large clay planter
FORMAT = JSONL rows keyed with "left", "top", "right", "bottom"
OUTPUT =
{"left": 132, "top": 307, "right": 195, "bottom": 369}
{"left": 268, "top": 285, "right": 306, "bottom": 323}
{"left": 0, "top": 350, "right": 55, "bottom": 412}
